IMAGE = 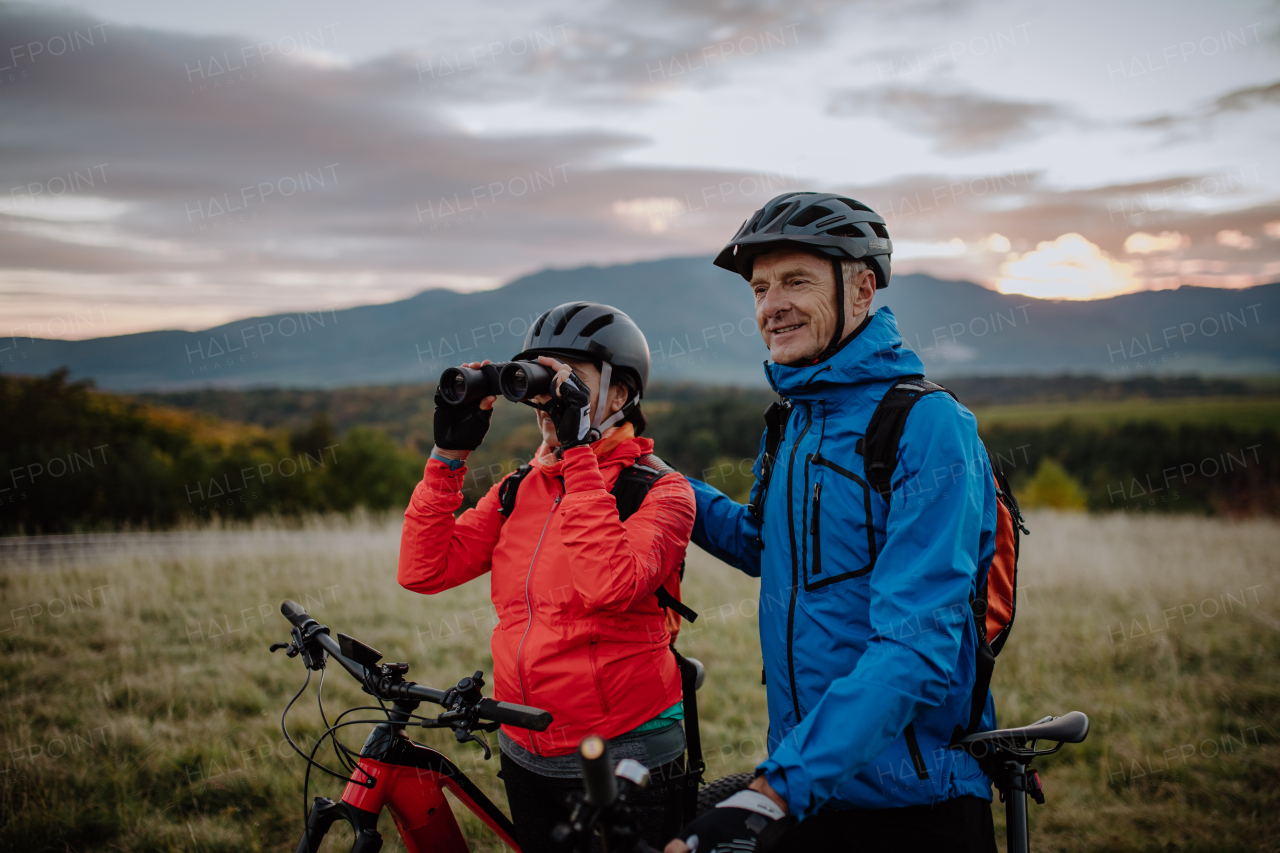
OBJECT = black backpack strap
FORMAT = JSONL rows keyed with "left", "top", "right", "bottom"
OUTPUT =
{"left": 859, "top": 377, "right": 955, "bottom": 501}
{"left": 952, "top": 625, "right": 996, "bottom": 749}
{"left": 613, "top": 454, "right": 700, "bottom": 623}
{"left": 857, "top": 379, "right": 995, "bottom": 749}
{"left": 612, "top": 453, "right": 673, "bottom": 522}
{"left": 748, "top": 400, "right": 792, "bottom": 524}
{"left": 671, "top": 646, "right": 705, "bottom": 819}
{"left": 497, "top": 464, "right": 533, "bottom": 518}
{"left": 656, "top": 585, "right": 698, "bottom": 623}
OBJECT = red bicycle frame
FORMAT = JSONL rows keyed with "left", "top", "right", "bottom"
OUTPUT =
{"left": 294, "top": 716, "right": 520, "bottom": 853}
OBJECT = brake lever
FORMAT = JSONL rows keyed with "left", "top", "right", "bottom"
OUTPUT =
{"left": 455, "top": 728, "right": 492, "bottom": 760}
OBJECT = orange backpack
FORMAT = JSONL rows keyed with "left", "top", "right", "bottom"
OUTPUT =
{"left": 861, "top": 378, "right": 1027, "bottom": 743}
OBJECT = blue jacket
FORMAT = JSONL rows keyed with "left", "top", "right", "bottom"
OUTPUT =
{"left": 690, "top": 307, "right": 998, "bottom": 818}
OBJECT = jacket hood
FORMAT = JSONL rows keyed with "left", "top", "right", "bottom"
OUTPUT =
{"left": 763, "top": 307, "right": 924, "bottom": 401}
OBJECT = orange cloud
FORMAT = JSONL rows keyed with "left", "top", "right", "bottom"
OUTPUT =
{"left": 1123, "top": 231, "right": 1187, "bottom": 254}
{"left": 995, "top": 233, "right": 1139, "bottom": 300}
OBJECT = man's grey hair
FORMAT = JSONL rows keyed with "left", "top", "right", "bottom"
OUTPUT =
{"left": 841, "top": 259, "right": 870, "bottom": 283}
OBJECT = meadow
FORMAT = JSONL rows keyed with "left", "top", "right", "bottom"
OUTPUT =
{"left": 1, "top": 511, "right": 1278, "bottom": 852}
{"left": 970, "top": 396, "right": 1280, "bottom": 430}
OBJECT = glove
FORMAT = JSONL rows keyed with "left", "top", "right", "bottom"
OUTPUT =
{"left": 433, "top": 389, "right": 492, "bottom": 451}
{"left": 675, "top": 790, "right": 794, "bottom": 853}
{"left": 547, "top": 370, "right": 594, "bottom": 449}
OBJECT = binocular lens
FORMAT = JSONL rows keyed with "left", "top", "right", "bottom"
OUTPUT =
{"left": 439, "top": 360, "right": 557, "bottom": 405}
{"left": 438, "top": 364, "right": 501, "bottom": 405}
{"left": 510, "top": 368, "right": 529, "bottom": 398}
{"left": 498, "top": 361, "right": 555, "bottom": 402}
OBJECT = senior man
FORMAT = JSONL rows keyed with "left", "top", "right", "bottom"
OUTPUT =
{"left": 667, "top": 192, "right": 999, "bottom": 853}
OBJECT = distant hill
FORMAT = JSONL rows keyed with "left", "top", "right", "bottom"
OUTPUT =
{"left": 10, "top": 257, "right": 1279, "bottom": 390}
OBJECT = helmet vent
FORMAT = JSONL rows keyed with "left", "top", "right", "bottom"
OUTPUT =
{"left": 839, "top": 197, "right": 874, "bottom": 213}
{"left": 554, "top": 303, "right": 589, "bottom": 336}
{"left": 533, "top": 309, "right": 552, "bottom": 337}
{"left": 579, "top": 313, "right": 615, "bottom": 337}
{"left": 788, "top": 205, "right": 834, "bottom": 228}
{"left": 759, "top": 200, "right": 800, "bottom": 233}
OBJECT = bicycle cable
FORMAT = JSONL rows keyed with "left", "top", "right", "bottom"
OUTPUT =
{"left": 316, "top": 667, "right": 358, "bottom": 774}
{"left": 323, "top": 704, "right": 438, "bottom": 770}
{"left": 282, "top": 671, "right": 378, "bottom": 789}
{"left": 286, "top": 668, "right": 449, "bottom": 846}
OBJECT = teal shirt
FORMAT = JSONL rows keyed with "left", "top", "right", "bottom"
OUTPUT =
{"left": 627, "top": 701, "right": 684, "bottom": 734}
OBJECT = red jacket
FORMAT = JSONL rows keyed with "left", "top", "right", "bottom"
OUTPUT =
{"left": 398, "top": 431, "right": 695, "bottom": 756}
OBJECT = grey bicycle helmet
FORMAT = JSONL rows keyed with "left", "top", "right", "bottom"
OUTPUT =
{"left": 714, "top": 192, "right": 893, "bottom": 288}
{"left": 715, "top": 192, "right": 893, "bottom": 361}
{"left": 514, "top": 301, "right": 650, "bottom": 394}
{"left": 513, "top": 301, "right": 651, "bottom": 435}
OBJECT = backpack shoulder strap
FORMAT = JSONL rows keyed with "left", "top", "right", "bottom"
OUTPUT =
{"left": 860, "top": 377, "right": 955, "bottom": 501}
{"left": 612, "top": 453, "right": 673, "bottom": 522}
{"left": 748, "top": 399, "right": 792, "bottom": 523}
{"left": 612, "top": 454, "right": 700, "bottom": 624}
{"left": 497, "top": 464, "right": 533, "bottom": 518}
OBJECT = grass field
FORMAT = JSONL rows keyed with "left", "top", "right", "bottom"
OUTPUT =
{"left": 1, "top": 512, "right": 1278, "bottom": 852}
{"left": 971, "top": 396, "right": 1280, "bottom": 429}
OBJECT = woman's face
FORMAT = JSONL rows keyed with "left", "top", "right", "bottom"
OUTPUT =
{"left": 533, "top": 356, "right": 626, "bottom": 449}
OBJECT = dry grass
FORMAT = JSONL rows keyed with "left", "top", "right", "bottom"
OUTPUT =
{"left": 1, "top": 511, "right": 1278, "bottom": 852}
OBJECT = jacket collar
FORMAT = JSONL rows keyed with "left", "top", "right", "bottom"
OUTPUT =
{"left": 763, "top": 307, "right": 925, "bottom": 402}
{"left": 533, "top": 424, "right": 650, "bottom": 477}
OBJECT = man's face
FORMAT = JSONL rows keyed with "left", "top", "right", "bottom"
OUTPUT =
{"left": 749, "top": 248, "right": 876, "bottom": 366}
{"left": 750, "top": 249, "right": 840, "bottom": 365}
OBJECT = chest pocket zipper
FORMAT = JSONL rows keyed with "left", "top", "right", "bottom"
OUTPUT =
{"left": 810, "top": 482, "right": 822, "bottom": 576}
{"left": 589, "top": 635, "right": 610, "bottom": 715}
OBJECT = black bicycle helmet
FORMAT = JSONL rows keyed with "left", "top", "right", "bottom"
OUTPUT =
{"left": 514, "top": 302, "right": 650, "bottom": 395}
{"left": 715, "top": 192, "right": 893, "bottom": 362}
{"left": 714, "top": 192, "right": 893, "bottom": 288}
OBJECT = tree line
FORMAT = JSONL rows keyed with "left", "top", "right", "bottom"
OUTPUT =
{"left": 2, "top": 369, "right": 1275, "bottom": 534}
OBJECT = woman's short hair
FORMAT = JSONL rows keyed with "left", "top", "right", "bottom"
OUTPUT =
{"left": 613, "top": 369, "right": 647, "bottom": 435}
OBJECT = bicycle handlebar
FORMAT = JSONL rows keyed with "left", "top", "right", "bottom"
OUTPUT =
{"left": 279, "top": 600, "right": 552, "bottom": 731}
{"left": 477, "top": 698, "right": 555, "bottom": 731}
{"left": 578, "top": 736, "right": 618, "bottom": 808}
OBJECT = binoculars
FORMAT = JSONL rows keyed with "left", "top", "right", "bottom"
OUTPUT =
{"left": 438, "top": 361, "right": 558, "bottom": 406}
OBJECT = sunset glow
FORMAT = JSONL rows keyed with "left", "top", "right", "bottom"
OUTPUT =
{"left": 995, "top": 234, "right": 1139, "bottom": 301}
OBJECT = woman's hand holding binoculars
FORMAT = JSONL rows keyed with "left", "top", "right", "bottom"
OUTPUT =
{"left": 544, "top": 365, "right": 594, "bottom": 449}
{"left": 433, "top": 360, "right": 496, "bottom": 454}
{"left": 435, "top": 356, "right": 600, "bottom": 455}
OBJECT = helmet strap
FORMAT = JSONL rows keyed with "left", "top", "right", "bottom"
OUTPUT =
{"left": 817, "top": 259, "right": 846, "bottom": 362}
{"left": 590, "top": 361, "right": 631, "bottom": 435}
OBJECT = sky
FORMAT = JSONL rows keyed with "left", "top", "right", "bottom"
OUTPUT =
{"left": 1, "top": 0, "right": 1278, "bottom": 338}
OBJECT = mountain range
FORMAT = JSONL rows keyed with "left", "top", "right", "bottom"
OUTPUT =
{"left": 8, "top": 257, "right": 1277, "bottom": 389}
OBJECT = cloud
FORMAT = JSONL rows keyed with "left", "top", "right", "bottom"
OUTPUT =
{"left": 411, "top": 0, "right": 853, "bottom": 105}
{"left": 2, "top": 3, "right": 1276, "bottom": 336}
{"left": 1124, "top": 231, "right": 1187, "bottom": 254}
{"left": 995, "top": 233, "right": 1138, "bottom": 300}
{"left": 1135, "top": 79, "right": 1280, "bottom": 136}
{"left": 1216, "top": 229, "right": 1256, "bottom": 249}
{"left": 1209, "top": 79, "right": 1280, "bottom": 115}
{"left": 0, "top": 5, "right": 819, "bottom": 330}
{"left": 828, "top": 86, "right": 1068, "bottom": 152}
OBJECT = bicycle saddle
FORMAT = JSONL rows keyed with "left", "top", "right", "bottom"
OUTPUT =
{"left": 960, "top": 711, "right": 1089, "bottom": 747}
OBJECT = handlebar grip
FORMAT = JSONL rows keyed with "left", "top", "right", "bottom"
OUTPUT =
{"left": 281, "top": 600, "right": 316, "bottom": 630}
{"left": 477, "top": 698, "right": 553, "bottom": 732}
{"left": 578, "top": 735, "right": 617, "bottom": 808}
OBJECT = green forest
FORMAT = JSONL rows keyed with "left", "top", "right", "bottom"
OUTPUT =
{"left": 1, "top": 368, "right": 1276, "bottom": 534}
